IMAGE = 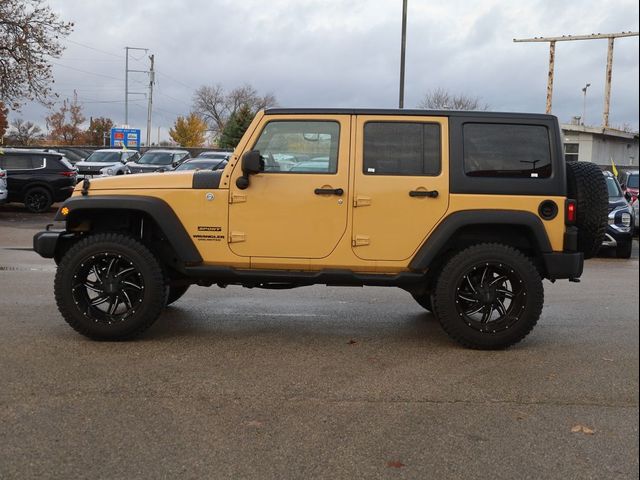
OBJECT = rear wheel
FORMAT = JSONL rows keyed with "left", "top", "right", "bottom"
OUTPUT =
{"left": 54, "top": 233, "right": 166, "bottom": 340}
{"left": 24, "top": 187, "right": 52, "bottom": 213}
{"left": 434, "top": 243, "right": 544, "bottom": 350}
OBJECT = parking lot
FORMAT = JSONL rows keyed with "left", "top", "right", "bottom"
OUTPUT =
{"left": 0, "top": 204, "right": 638, "bottom": 479}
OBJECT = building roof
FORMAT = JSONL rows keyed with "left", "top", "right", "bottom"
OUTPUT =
{"left": 561, "top": 123, "right": 639, "bottom": 140}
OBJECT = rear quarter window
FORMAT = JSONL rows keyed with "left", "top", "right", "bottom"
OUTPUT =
{"left": 463, "top": 124, "right": 552, "bottom": 178}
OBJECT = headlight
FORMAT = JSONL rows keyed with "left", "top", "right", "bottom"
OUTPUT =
{"left": 106, "top": 168, "right": 114, "bottom": 175}
{"left": 621, "top": 212, "right": 631, "bottom": 227}
{"left": 609, "top": 208, "right": 633, "bottom": 232}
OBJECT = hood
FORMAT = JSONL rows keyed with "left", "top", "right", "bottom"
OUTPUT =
{"left": 76, "top": 161, "right": 121, "bottom": 167}
{"left": 76, "top": 171, "right": 195, "bottom": 191}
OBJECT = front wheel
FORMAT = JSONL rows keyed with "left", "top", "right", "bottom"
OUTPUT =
{"left": 54, "top": 233, "right": 167, "bottom": 340}
{"left": 434, "top": 243, "right": 544, "bottom": 350}
{"left": 616, "top": 240, "right": 632, "bottom": 259}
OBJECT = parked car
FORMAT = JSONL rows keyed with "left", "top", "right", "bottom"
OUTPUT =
{"left": 0, "top": 148, "right": 77, "bottom": 212}
{"left": 174, "top": 158, "right": 228, "bottom": 171}
{"left": 631, "top": 197, "right": 639, "bottom": 235}
{"left": 288, "top": 158, "right": 330, "bottom": 173}
{"left": 0, "top": 167, "right": 7, "bottom": 204}
{"left": 602, "top": 171, "right": 634, "bottom": 258}
{"left": 75, "top": 149, "right": 140, "bottom": 178}
{"left": 45, "top": 148, "right": 87, "bottom": 165}
{"left": 197, "top": 151, "right": 232, "bottom": 160}
{"left": 127, "top": 149, "right": 190, "bottom": 173}
{"left": 618, "top": 169, "right": 639, "bottom": 204}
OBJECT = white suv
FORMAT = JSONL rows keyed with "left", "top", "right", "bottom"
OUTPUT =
{"left": 75, "top": 149, "right": 140, "bottom": 178}
{"left": 0, "top": 167, "right": 8, "bottom": 204}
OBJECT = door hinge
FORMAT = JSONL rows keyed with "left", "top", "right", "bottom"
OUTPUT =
{"left": 353, "top": 195, "right": 372, "bottom": 207}
{"left": 229, "top": 192, "right": 247, "bottom": 204}
{"left": 352, "top": 234, "right": 370, "bottom": 247}
{"left": 229, "top": 231, "right": 246, "bottom": 243}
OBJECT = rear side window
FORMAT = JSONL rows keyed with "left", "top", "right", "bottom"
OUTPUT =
{"left": 0, "top": 155, "right": 33, "bottom": 170}
{"left": 463, "top": 124, "right": 552, "bottom": 178}
{"left": 363, "top": 122, "right": 441, "bottom": 176}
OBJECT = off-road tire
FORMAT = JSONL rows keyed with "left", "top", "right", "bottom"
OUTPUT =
{"left": 566, "top": 161, "right": 608, "bottom": 259}
{"left": 54, "top": 233, "right": 166, "bottom": 340}
{"left": 24, "top": 186, "right": 53, "bottom": 213}
{"left": 434, "top": 243, "right": 544, "bottom": 350}
{"left": 616, "top": 240, "right": 632, "bottom": 259}
{"left": 166, "top": 285, "right": 190, "bottom": 306}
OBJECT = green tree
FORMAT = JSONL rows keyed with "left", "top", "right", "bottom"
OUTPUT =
{"left": 85, "top": 117, "right": 114, "bottom": 146}
{"left": 169, "top": 112, "right": 207, "bottom": 147}
{"left": 218, "top": 104, "right": 254, "bottom": 149}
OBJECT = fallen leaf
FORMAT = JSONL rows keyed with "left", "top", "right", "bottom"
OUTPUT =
{"left": 571, "top": 424, "right": 595, "bottom": 435}
{"left": 245, "top": 420, "right": 263, "bottom": 427}
{"left": 582, "top": 426, "right": 595, "bottom": 435}
{"left": 571, "top": 425, "right": 582, "bottom": 433}
{"left": 602, "top": 358, "right": 614, "bottom": 362}
{"left": 347, "top": 339, "right": 357, "bottom": 345}
{"left": 386, "top": 460, "right": 405, "bottom": 469}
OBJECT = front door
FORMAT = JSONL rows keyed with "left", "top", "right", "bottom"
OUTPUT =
{"left": 351, "top": 115, "right": 450, "bottom": 261}
{"left": 228, "top": 116, "right": 351, "bottom": 259}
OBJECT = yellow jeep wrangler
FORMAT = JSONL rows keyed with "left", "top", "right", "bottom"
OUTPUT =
{"left": 34, "top": 109, "right": 608, "bottom": 349}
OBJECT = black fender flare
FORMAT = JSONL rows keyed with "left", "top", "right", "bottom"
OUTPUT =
{"left": 55, "top": 195, "right": 202, "bottom": 265}
{"left": 409, "top": 210, "right": 552, "bottom": 270}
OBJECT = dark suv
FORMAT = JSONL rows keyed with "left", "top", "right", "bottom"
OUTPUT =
{"left": 0, "top": 149, "right": 77, "bottom": 212}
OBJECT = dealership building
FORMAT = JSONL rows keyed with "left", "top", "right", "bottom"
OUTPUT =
{"left": 561, "top": 121, "right": 639, "bottom": 168}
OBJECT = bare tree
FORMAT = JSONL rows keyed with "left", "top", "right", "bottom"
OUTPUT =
{"left": 193, "top": 83, "right": 277, "bottom": 138}
{"left": 5, "top": 118, "right": 43, "bottom": 145}
{"left": 418, "top": 88, "right": 489, "bottom": 111}
{"left": 0, "top": 0, "right": 73, "bottom": 109}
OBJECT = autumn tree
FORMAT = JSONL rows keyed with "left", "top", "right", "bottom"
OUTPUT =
{"left": 0, "top": 101, "right": 8, "bottom": 141}
{"left": 4, "top": 118, "right": 43, "bottom": 145}
{"left": 218, "top": 104, "right": 254, "bottom": 149}
{"left": 45, "top": 93, "right": 86, "bottom": 145}
{"left": 169, "top": 112, "right": 208, "bottom": 147}
{"left": 0, "top": 0, "right": 73, "bottom": 109}
{"left": 85, "top": 117, "right": 114, "bottom": 146}
{"left": 418, "top": 88, "right": 489, "bottom": 111}
{"left": 193, "top": 84, "right": 275, "bottom": 138}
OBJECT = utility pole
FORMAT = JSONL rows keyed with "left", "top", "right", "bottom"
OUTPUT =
{"left": 513, "top": 31, "right": 638, "bottom": 126}
{"left": 146, "top": 54, "right": 155, "bottom": 147}
{"left": 581, "top": 83, "right": 591, "bottom": 125}
{"left": 398, "top": 0, "right": 408, "bottom": 108}
{"left": 124, "top": 46, "right": 149, "bottom": 126}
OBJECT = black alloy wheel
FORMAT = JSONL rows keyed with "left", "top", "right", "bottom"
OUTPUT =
{"left": 24, "top": 187, "right": 52, "bottom": 213}
{"left": 71, "top": 253, "right": 145, "bottom": 324}
{"left": 55, "top": 233, "right": 166, "bottom": 340}
{"left": 434, "top": 243, "right": 544, "bottom": 350}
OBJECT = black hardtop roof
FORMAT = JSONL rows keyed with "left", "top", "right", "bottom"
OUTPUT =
{"left": 0, "top": 147, "right": 64, "bottom": 157}
{"left": 265, "top": 108, "right": 556, "bottom": 121}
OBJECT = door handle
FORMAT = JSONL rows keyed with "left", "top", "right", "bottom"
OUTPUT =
{"left": 409, "top": 190, "right": 438, "bottom": 198}
{"left": 315, "top": 187, "right": 344, "bottom": 196}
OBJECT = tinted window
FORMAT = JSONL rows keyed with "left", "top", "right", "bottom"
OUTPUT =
{"left": 627, "top": 173, "right": 638, "bottom": 189}
{"left": 1, "top": 155, "right": 33, "bottom": 170}
{"left": 464, "top": 124, "right": 552, "bottom": 178}
{"left": 253, "top": 121, "right": 340, "bottom": 173}
{"left": 605, "top": 176, "right": 622, "bottom": 197}
{"left": 138, "top": 152, "right": 174, "bottom": 165}
{"left": 363, "top": 122, "right": 441, "bottom": 176}
{"left": 86, "top": 151, "right": 122, "bottom": 163}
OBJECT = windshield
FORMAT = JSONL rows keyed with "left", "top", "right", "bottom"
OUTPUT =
{"left": 176, "top": 160, "right": 220, "bottom": 171}
{"left": 85, "top": 151, "right": 121, "bottom": 163}
{"left": 606, "top": 176, "right": 623, "bottom": 197}
{"left": 627, "top": 173, "right": 638, "bottom": 189}
{"left": 138, "top": 152, "right": 174, "bottom": 165}
{"left": 198, "top": 152, "right": 228, "bottom": 159}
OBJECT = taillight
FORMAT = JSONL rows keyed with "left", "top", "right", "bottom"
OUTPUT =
{"left": 59, "top": 171, "right": 76, "bottom": 177}
{"left": 0, "top": 171, "right": 5, "bottom": 178}
{"left": 566, "top": 199, "right": 577, "bottom": 225}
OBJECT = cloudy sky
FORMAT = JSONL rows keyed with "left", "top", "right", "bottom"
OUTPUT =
{"left": 13, "top": 0, "right": 640, "bottom": 142}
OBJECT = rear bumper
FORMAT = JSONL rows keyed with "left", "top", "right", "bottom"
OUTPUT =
{"left": 542, "top": 252, "right": 584, "bottom": 280}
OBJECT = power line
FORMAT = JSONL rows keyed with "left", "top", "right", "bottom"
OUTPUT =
{"left": 51, "top": 62, "right": 123, "bottom": 81}
{"left": 66, "top": 39, "right": 123, "bottom": 58}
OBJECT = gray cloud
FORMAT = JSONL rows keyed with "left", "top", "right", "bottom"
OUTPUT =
{"left": 11, "top": 0, "right": 639, "bottom": 142}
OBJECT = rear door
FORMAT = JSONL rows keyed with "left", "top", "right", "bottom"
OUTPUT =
{"left": 351, "top": 115, "right": 449, "bottom": 261}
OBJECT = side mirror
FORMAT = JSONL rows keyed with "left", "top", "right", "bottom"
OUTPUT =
{"left": 236, "top": 150, "right": 264, "bottom": 190}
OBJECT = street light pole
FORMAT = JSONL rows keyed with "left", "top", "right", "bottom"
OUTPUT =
{"left": 398, "top": 0, "right": 408, "bottom": 109}
{"left": 581, "top": 83, "right": 591, "bottom": 126}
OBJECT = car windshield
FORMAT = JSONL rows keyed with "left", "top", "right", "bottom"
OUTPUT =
{"left": 85, "top": 151, "right": 121, "bottom": 163}
{"left": 138, "top": 152, "right": 174, "bottom": 165}
{"left": 627, "top": 174, "right": 638, "bottom": 189}
{"left": 606, "top": 176, "right": 623, "bottom": 197}
{"left": 198, "top": 152, "right": 228, "bottom": 159}
{"left": 175, "top": 160, "right": 220, "bottom": 171}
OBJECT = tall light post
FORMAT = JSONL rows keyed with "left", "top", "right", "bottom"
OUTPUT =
{"left": 581, "top": 83, "right": 591, "bottom": 125}
{"left": 398, "top": 0, "right": 408, "bottom": 108}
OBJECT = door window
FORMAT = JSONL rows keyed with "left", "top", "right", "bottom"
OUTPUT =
{"left": 253, "top": 121, "right": 340, "bottom": 173}
{"left": 0, "top": 155, "right": 33, "bottom": 170}
{"left": 363, "top": 122, "right": 441, "bottom": 176}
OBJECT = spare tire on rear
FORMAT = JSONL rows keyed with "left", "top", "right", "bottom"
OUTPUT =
{"left": 566, "top": 161, "right": 608, "bottom": 259}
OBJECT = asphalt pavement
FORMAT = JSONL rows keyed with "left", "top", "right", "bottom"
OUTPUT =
{"left": 1, "top": 204, "right": 638, "bottom": 479}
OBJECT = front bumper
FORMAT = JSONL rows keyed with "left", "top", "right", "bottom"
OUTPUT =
{"left": 33, "top": 230, "right": 77, "bottom": 259}
{"left": 602, "top": 226, "right": 633, "bottom": 248}
{"left": 542, "top": 252, "right": 584, "bottom": 280}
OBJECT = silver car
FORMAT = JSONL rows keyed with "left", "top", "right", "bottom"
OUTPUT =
{"left": 75, "top": 149, "right": 140, "bottom": 178}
